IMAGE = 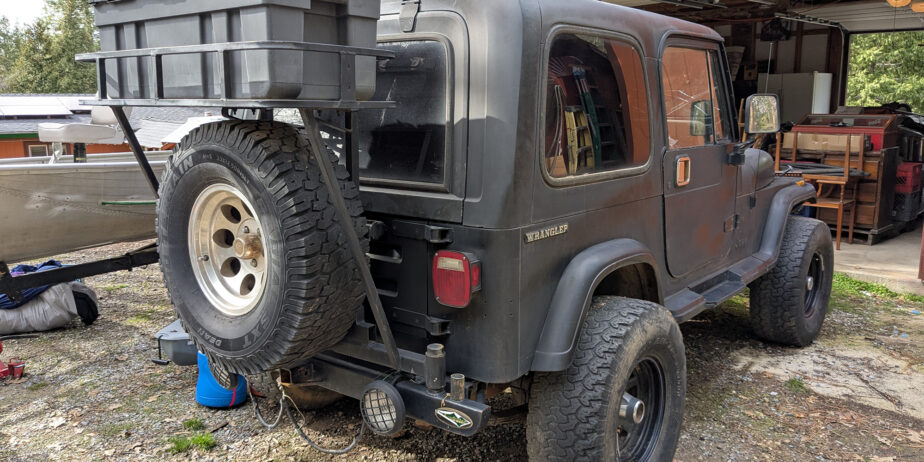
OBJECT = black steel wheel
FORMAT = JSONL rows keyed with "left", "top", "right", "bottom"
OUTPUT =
{"left": 613, "top": 357, "right": 667, "bottom": 460}
{"left": 749, "top": 216, "right": 833, "bottom": 347}
{"left": 804, "top": 252, "right": 824, "bottom": 314}
{"left": 527, "top": 296, "right": 686, "bottom": 461}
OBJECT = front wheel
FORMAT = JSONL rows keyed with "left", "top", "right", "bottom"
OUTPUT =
{"left": 527, "top": 296, "right": 686, "bottom": 461}
{"left": 749, "top": 216, "right": 833, "bottom": 347}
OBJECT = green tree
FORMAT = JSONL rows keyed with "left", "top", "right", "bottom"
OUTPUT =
{"left": 3, "top": 0, "right": 99, "bottom": 93}
{"left": 0, "top": 17, "right": 24, "bottom": 90}
{"left": 846, "top": 31, "right": 924, "bottom": 112}
{"left": 8, "top": 18, "right": 55, "bottom": 93}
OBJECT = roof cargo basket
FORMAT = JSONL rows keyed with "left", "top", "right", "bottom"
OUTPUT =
{"left": 79, "top": 0, "right": 389, "bottom": 109}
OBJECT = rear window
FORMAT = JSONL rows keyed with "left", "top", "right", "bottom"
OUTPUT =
{"left": 357, "top": 40, "right": 449, "bottom": 185}
{"left": 543, "top": 33, "right": 650, "bottom": 180}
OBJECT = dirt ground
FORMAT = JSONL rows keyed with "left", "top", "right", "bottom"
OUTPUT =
{"left": 1, "top": 242, "right": 922, "bottom": 461}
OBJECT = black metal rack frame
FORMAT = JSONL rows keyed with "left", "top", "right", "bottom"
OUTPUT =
{"left": 75, "top": 40, "right": 395, "bottom": 109}
{"left": 65, "top": 40, "right": 404, "bottom": 371}
{"left": 74, "top": 40, "right": 395, "bottom": 197}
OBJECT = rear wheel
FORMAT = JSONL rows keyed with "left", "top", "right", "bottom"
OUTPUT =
{"left": 749, "top": 216, "right": 833, "bottom": 346}
{"left": 527, "top": 296, "right": 686, "bottom": 461}
{"left": 157, "top": 120, "right": 367, "bottom": 375}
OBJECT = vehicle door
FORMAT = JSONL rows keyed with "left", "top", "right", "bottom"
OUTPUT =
{"left": 660, "top": 40, "right": 737, "bottom": 278}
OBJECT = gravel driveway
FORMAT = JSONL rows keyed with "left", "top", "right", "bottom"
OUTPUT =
{"left": 1, "top": 242, "right": 922, "bottom": 461}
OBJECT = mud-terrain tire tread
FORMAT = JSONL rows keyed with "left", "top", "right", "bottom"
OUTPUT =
{"left": 157, "top": 120, "right": 367, "bottom": 375}
{"left": 748, "top": 216, "right": 833, "bottom": 347}
{"left": 526, "top": 296, "right": 685, "bottom": 461}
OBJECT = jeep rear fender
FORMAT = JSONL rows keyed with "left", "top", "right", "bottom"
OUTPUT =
{"left": 530, "top": 239, "right": 662, "bottom": 372}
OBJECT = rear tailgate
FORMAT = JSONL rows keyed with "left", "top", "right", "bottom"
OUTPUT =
{"left": 356, "top": 7, "right": 469, "bottom": 223}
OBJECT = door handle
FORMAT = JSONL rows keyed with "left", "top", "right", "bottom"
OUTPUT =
{"left": 676, "top": 155, "right": 691, "bottom": 187}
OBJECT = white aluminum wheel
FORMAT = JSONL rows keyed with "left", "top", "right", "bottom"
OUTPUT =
{"left": 187, "top": 183, "right": 268, "bottom": 316}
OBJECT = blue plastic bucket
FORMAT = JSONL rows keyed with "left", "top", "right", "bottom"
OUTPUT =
{"left": 195, "top": 352, "right": 248, "bottom": 408}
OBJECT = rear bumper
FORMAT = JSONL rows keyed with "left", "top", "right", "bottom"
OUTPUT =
{"left": 306, "top": 352, "right": 491, "bottom": 436}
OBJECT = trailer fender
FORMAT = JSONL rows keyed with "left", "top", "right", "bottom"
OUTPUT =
{"left": 530, "top": 238, "right": 662, "bottom": 372}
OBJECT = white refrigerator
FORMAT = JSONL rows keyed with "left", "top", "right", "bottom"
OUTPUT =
{"left": 757, "top": 72, "right": 833, "bottom": 124}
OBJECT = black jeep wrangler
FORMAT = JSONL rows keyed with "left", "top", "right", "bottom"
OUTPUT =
{"left": 152, "top": 0, "right": 832, "bottom": 459}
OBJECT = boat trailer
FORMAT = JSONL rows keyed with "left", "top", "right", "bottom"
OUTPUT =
{"left": 0, "top": 243, "right": 159, "bottom": 302}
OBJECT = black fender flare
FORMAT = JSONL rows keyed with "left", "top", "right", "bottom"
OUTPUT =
{"left": 530, "top": 238, "right": 662, "bottom": 372}
{"left": 755, "top": 182, "right": 816, "bottom": 265}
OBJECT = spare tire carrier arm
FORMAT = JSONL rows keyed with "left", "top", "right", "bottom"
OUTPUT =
{"left": 299, "top": 108, "right": 401, "bottom": 370}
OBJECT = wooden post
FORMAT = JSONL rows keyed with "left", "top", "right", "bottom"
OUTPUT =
{"left": 849, "top": 138, "right": 862, "bottom": 244}
{"left": 832, "top": 135, "right": 852, "bottom": 250}
{"left": 775, "top": 131, "right": 781, "bottom": 172}
{"left": 843, "top": 135, "right": 851, "bottom": 179}
{"left": 835, "top": 184, "right": 844, "bottom": 250}
{"left": 857, "top": 135, "right": 864, "bottom": 173}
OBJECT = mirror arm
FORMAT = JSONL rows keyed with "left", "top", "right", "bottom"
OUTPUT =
{"left": 727, "top": 140, "right": 751, "bottom": 166}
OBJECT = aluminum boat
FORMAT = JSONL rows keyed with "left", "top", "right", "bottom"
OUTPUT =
{"left": 0, "top": 152, "right": 168, "bottom": 263}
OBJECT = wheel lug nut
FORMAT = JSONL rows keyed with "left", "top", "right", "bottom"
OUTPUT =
{"left": 251, "top": 259, "right": 258, "bottom": 267}
{"left": 198, "top": 255, "right": 209, "bottom": 262}
{"left": 243, "top": 226, "right": 250, "bottom": 234}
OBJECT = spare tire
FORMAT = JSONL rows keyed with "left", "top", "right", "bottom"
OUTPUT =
{"left": 156, "top": 120, "right": 367, "bottom": 375}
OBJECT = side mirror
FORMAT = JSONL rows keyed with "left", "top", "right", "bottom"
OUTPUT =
{"left": 689, "top": 100, "right": 714, "bottom": 139}
{"left": 744, "top": 93, "right": 780, "bottom": 134}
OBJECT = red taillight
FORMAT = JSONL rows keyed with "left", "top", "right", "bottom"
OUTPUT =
{"left": 432, "top": 250, "right": 481, "bottom": 308}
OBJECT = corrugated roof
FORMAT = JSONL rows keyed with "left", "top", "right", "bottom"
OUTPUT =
{"left": 162, "top": 115, "right": 226, "bottom": 144}
{"left": 274, "top": 108, "right": 304, "bottom": 126}
{"left": 134, "top": 119, "right": 183, "bottom": 148}
{"left": 0, "top": 114, "right": 93, "bottom": 135}
{"left": 0, "top": 95, "right": 92, "bottom": 116}
{"left": 129, "top": 106, "right": 220, "bottom": 124}
{"left": 0, "top": 95, "right": 220, "bottom": 136}
{"left": 0, "top": 105, "right": 72, "bottom": 117}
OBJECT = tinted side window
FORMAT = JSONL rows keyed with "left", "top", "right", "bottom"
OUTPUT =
{"left": 544, "top": 34, "right": 650, "bottom": 179}
{"left": 661, "top": 47, "right": 731, "bottom": 149}
{"left": 357, "top": 40, "right": 448, "bottom": 184}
